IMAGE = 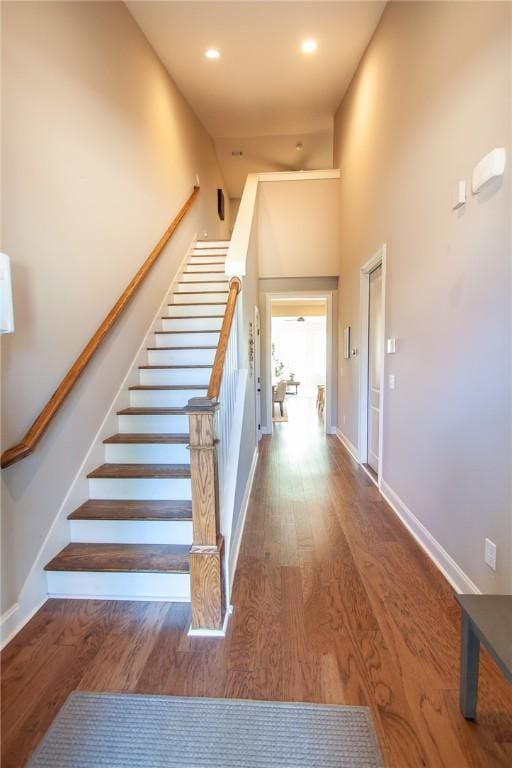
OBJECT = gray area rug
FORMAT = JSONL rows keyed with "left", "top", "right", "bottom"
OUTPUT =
{"left": 28, "top": 692, "right": 384, "bottom": 767}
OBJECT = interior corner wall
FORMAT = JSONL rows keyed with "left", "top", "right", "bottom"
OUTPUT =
{"left": 334, "top": 1, "right": 511, "bottom": 592}
{"left": 0, "top": 0, "right": 229, "bottom": 617}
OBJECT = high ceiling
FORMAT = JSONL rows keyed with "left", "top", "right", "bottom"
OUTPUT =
{"left": 127, "top": 1, "right": 386, "bottom": 195}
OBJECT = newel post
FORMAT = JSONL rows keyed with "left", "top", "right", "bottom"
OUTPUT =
{"left": 186, "top": 397, "right": 226, "bottom": 631}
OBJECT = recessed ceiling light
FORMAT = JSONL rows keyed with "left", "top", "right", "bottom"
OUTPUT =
{"left": 205, "top": 48, "right": 220, "bottom": 60}
{"left": 301, "top": 39, "right": 317, "bottom": 55}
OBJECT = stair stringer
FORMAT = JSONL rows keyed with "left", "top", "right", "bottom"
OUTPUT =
{"left": 2, "top": 235, "right": 198, "bottom": 644}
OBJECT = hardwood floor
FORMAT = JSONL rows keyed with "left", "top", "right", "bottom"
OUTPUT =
{"left": 2, "top": 397, "right": 511, "bottom": 766}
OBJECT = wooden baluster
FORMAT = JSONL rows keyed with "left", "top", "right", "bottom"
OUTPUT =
{"left": 186, "top": 397, "right": 226, "bottom": 631}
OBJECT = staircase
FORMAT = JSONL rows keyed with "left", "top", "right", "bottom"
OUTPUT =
{"left": 44, "top": 240, "right": 230, "bottom": 605}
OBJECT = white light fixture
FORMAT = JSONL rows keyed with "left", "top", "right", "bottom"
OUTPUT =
{"left": 301, "top": 39, "right": 317, "bottom": 55}
{"left": 205, "top": 48, "right": 220, "bottom": 60}
{"left": 295, "top": 142, "right": 303, "bottom": 151}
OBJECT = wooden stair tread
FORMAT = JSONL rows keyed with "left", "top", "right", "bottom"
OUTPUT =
{"left": 167, "top": 302, "right": 227, "bottom": 306}
{"left": 128, "top": 385, "right": 208, "bottom": 391}
{"left": 68, "top": 499, "right": 192, "bottom": 521}
{"left": 146, "top": 346, "right": 217, "bottom": 351}
{"left": 138, "top": 364, "right": 212, "bottom": 369}
{"left": 117, "top": 406, "right": 186, "bottom": 415}
{"left": 44, "top": 543, "right": 190, "bottom": 573}
{"left": 178, "top": 280, "right": 228, "bottom": 284}
{"left": 161, "top": 315, "right": 223, "bottom": 320}
{"left": 87, "top": 463, "right": 191, "bottom": 479}
{"left": 103, "top": 433, "right": 189, "bottom": 444}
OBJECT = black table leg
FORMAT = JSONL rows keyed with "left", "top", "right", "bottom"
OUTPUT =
{"left": 460, "top": 611, "right": 480, "bottom": 719}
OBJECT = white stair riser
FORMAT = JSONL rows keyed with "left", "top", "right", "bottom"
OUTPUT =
{"left": 189, "top": 256, "right": 226, "bottom": 266}
{"left": 193, "top": 241, "right": 228, "bottom": 249}
{"left": 129, "top": 388, "right": 207, "bottom": 408}
{"left": 166, "top": 304, "right": 225, "bottom": 318}
{"left": 46, "top": 571, "right": 190, "bottom": 601}
{"left": 69, "top": 519, "right": 193, "bottom": 545}
{"left": 147, "top": 348, "right": 215, "bottom": 366}
{"left": 105, "top": 442, "right": 190, "bottom": 463}
{"left": 139, "top": 367, "right": 211, "bottom": 386}
{"left": 173, "top": 292, "right": 228, "bottom": 304}
{"left": 184, "top": 264, "right": 225, "bottom": 273}
{"left": 176, "top": 282, "right": 228, "bottom": 293}
{"left": 89, "top": 477, "right": 191, "bottom": 500}
{"left": 161, "top": 317, "right": 223, "bottom": 332}
{"left": 154, "top": 332, "right": 219, "bottom": 348}
{"left": 181, "top": 271, "right": 226, "bottom": 281}
{"left": 118, "top": 413, "right": 189, "bottom": 432}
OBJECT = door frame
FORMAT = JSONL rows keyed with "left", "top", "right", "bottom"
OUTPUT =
{"left": 359, "top": 244, "right": 387, "bottom": 487}
{"left": 263, "top": 290, "right": 334, "bottom": 435}
{"left": 254, "top": 305, "right": 262, "bottom": 442}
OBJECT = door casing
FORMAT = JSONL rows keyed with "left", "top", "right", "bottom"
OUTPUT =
{"left": 359, "top": 244, "right": 387, "bottom": 487}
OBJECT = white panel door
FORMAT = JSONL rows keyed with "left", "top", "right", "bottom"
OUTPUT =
{"left": 367, "top": 265, "right": 383, "bottom": 474}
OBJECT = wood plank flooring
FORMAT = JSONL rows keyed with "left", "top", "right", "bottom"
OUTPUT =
{"left": 2, "top": 397, "right": 511, "bottom": 766}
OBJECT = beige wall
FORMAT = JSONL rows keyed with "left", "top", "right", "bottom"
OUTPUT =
{"left": 272, "top": 301, "right": 326, "bottom": 318}
{"left": 0, "top": 1, "right": 229, "bottom": 615}
{"left": 334, "top": 1, "right": 511, "bottom": 591}
{"left": 257, "top": 179, "right": 340, "bottom": 277}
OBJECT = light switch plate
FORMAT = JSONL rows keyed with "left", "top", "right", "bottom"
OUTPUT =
{"left": 388, "top": 374, "right": 395, "bottom": 390}
{"left": 386, "top": 338, "right": 396, "bottom": 354}
{"left": 452, "top": 180, "right": 467, "bottom": 210}
{"left": 484, "top": 538, "right": 497, "bottom": 571}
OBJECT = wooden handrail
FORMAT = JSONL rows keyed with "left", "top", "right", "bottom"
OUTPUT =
{"left": 1, "top": 186, "right": 200, "bottom": 469}
{"left": 207, "top": 277, "right": 242, "bottom": 400}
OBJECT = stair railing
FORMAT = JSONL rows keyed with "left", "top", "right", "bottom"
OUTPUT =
{"left": 1, "top": 186, "right": 200, "bottom": 469}
{"left": 186, "top": 276, "right": 241, "bottom": 632}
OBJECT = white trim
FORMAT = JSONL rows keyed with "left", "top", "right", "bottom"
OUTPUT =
{"left": 187, "top": 605, "right": 232, "bottom": 638}
{"left": 264, "top": 291, "right": 334, "bottom": 435}
{"left": 2, "top": 236, "right": 197, "bottom": 647}
{"left": 359, "top": 244, "right": 387, "bottom": 487}
{"left": 1, "top": 598, "right": 46, "bottom": 650}
{"left": 361, "top": 463, "right": 379, "bottom": 488}
{"left": 228, "top": 447, "right": 259, "bottom": 594}
{"left": 225, "top": 170, "right": 340, "bottom": 277}
{"left": 257, "top": 169, "right": 340, "bottom": 182}
{"left": 380, "top": 480, "right": 481, "bottom": 595}
{"left": 335, "top": 428, "right": 360, "bottom": 463}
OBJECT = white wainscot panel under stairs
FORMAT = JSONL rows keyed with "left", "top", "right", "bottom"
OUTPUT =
{"left": 44, "top": 240, "right": 230, "bottom": 601}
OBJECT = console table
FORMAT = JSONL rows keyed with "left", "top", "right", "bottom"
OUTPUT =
{"left": 455, "top": 594, "right": 512, "bottom": 719}
{"left": 286, "top": 380, "right": 300, "bottom": 395}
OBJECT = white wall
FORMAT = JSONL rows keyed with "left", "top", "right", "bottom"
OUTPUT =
{"left": 0, "top": 1, "right": 229, "bottom": 620}
{"left": 257, "top": 178, "right": 340, "bottom": 277}
{"left": 334, "top": 1, "right": 511, "bottom": 592}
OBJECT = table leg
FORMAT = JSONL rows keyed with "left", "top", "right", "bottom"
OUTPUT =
{"left": 460, "top": 611, "right": 480, "bottom": 719}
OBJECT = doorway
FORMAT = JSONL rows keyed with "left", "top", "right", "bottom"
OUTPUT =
{"left": 359, "top": 245, "right": 386, "bottom": 485}
{"left": 264, "top": 292, "right": 334, "bottom": 434}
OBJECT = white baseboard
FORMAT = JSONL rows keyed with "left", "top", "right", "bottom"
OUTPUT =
{"left": 187, "top": 605, "right": 233, "bottom": 637}
{"left": 261, "top": 426, "right": 272, "bottom": 435}
{"left": 380, "top": 480, "right": 480, "bottom": 595}
{"left": 335, "top": 428, "right": 360, "bottom": 462}
{"left": 326, "top": 425, "right": 336, "bottom": 435}
{"left": 1, "top": 598, "right": 46, "bottom": 649}
{"left": 228, "top": 446, "right": 259, "bottom": 593}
